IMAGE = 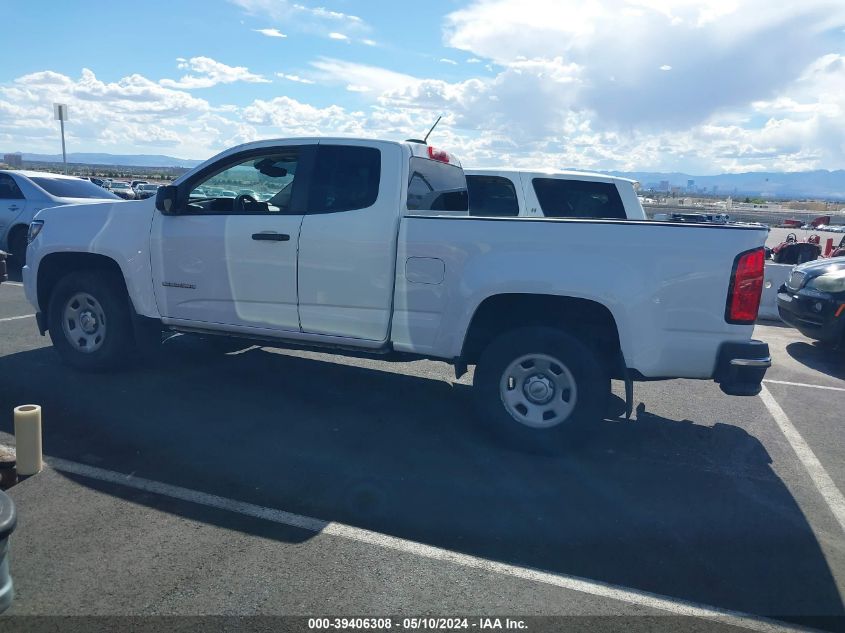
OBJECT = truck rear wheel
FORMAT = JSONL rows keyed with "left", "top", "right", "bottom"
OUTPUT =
{"left": 48, "top": 271, "right": 136, "bottom": 370}
{"left": 473, "top": 326, "right": 610, "bottom": 452}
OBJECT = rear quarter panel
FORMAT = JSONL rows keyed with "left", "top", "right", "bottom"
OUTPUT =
{"left": 392, "top": 216, "right": 767, "bottom": 379}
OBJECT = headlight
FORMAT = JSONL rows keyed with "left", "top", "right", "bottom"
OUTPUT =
{"left": 27, "top": 220, "right": 44, "bottom": 244}
{"left": 807, "top": 271, "right": 845, "bottom": 293}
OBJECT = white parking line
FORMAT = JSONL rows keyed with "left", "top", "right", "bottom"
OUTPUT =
{"left": 47, "top": 455, "right": 800, "bottom": 632}
{"left": 759, "top": 385, "right": 845, "bottom": 533}
{"left": 2, "top": 282, "right": 23, "bottom": 287}
{"left": 763, "top": 379, "right": 845, "bottom": 393}
{"left": 0, "top": 314, "right": 34, "bottom": 323}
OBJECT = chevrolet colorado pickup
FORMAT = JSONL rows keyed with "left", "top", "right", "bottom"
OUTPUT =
{"left": 20, "top": 137, "right": 771, "bottom": 448}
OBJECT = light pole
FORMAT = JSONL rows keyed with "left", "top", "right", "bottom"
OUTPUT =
{"left": 53, "top": 103, "right": 68, "bottom": 174}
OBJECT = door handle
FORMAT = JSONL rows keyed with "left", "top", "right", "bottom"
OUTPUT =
{"left": 252, "top": 232, "right": 290, "bottom": 242}
{"left": 8, "top": 205, "right": 19, "bottom": 211}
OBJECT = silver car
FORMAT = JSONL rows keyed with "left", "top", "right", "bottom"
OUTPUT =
{"left": 0, "top": 170, "right": 118, "bottom": 264}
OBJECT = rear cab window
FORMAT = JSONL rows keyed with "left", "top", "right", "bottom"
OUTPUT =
{"left": 407, "top": 157, "right": 467, "bottom": 213}
{"left": 532, "top": 178, "right": 626, "bottom": 219}
{"left": 467, "top": 175, "right": 519, "bottom": 217}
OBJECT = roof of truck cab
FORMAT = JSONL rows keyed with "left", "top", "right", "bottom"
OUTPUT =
{"left": 174, "top": 137, "right": 461, "bottom": 186}
{"left": 223, "top": 137, "right": 410, "bottom": 149}
{"left": 464, "top": 168, "right": 638, "bottom": 185}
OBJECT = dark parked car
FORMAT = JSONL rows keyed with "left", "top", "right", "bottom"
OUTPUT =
{"left": 777, "top": 258, "right": 845, "bottom": 347}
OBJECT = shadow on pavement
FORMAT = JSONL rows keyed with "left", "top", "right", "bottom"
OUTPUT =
{"left": 0, "top": 337, "right": 843, "bottom": 628}
{"left": 786, "top": 341, "right": 845, "bottom": 380}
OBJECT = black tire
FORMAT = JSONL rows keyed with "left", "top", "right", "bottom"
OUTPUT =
{"left": 8, "top": 226, "right": 27, "bottom": 268}
{"left": 47, "top": 270, "right": 137, "bottom": 370}
{"left": 473, "top": 326, "right": 610, "bottom": 453}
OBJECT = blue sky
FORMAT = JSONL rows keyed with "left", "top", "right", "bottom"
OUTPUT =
{"left": 2, "top": 0, "right": 844, "bottom": 173}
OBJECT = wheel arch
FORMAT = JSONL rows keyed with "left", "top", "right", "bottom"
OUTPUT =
{"left": 6, "top": 223, "right": 28, "bottom": 253}
{"left": 37, "top": 252, "right": 131, "bottom": 326}
{"left": 460, "top": 293, "right": 624, "bottom": 377}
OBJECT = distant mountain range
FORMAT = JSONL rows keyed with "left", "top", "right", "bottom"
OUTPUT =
{"left": 7, "top": 152, "right": 203, "bottom": 168}
{"left": 602, "top": 169, "right": 845, "bottom": 200}
{"left": 5, "top": 151, "right": 844, "bottom": 199}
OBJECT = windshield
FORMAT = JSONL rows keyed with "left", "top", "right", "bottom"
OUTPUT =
{"left": 30, "top": 177, "right": 119, "bottom": 199}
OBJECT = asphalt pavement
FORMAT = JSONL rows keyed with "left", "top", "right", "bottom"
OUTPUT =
{"left": 0, "top": 279, "right": 844, "bottom": 631}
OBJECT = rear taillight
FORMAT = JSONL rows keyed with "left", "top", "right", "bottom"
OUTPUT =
{"left": 428, "top": 146, "right": 450, "bottom": 163}
{"left": 726, "top": 247, "right": 765, "bottom": 324}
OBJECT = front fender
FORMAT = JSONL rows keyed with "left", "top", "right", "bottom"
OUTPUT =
{"left": 27, "top": 200, "right": 159, "bottom": 318}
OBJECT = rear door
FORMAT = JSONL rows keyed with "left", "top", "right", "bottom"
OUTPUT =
{"left": 297, "top": 141, "right": 401, "bottom": 341}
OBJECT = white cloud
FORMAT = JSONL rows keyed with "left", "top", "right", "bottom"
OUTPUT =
{"left": 277, "top": 73, "right": 315, "bottom": 84}
{"left": 230, "top": 0, "right": 368, "bottom": 35}
{"left": 659, "top": 64, "right": 672, "bottom": 71}
{"left": 362, "top": 39, "right": 378, "bottom": 46}
{"left": 328, "top": 32, "right": 349, "bottom": 41}
{"left": 310, "top": 58, "right": 420, "bottom": 94}
{"left": 0, "top": 68, "right": 221, "bottom": 155}
{"left": 444, "top": 0, "right": 845, "bottom": 129}
{"left": 160, "top": 57, "right": 269, "bottom": 89}
{"left": 440, "top": 58, "right": 458, "bottom": 65}
{"left": 3, "top": 0, "right": 845, "bottom": 178}
{"left": 254, "top": 28, "right": 287, "bottom": 38}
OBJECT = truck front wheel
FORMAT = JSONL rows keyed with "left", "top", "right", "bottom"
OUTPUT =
{"left": 48, "top": 271, "right": 136, "bottom": 370}
{"left": 473, "top": 326, "right": 610, "bottom": 452}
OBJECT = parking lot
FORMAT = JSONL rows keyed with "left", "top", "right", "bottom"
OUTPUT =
{"left": 0, "top": 276, "right": 844, "bottom": 631}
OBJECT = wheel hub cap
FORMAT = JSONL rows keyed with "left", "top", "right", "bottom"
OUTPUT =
{"left": 499, "top": 353, "right": 578, "bottom": 429}
{"left": 62, "top": 292, "right": 107, "bottom": 353}
{"left": 523, "top": 374, "right": 555, "bottom": 404}
{"left": 79, "top": 310, "right": 98, "bottom": 334}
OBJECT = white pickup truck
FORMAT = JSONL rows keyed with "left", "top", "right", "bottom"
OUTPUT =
{"left": 20, "top": 137, "right": 771, "bottom": 449}
{"left": 465, "top": 169, "right": 645, "bottom": 220}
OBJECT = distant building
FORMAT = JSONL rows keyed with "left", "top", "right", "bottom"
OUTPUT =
{"left": 687, "top": 179, "right": 695, "bottom": 192}
{"left": 659, "top": 180, "right": 670, "bottom": 192}
{"left": 3, "top": 153, "right": 22, "bottom": 168}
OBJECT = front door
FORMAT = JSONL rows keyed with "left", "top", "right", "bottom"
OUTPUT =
{"left": 150, "top": 143, "right": 314, "bottom": 333}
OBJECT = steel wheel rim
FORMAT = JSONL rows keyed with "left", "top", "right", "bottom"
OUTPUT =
{"left": 62, "top": 292, "right": 107, "bottom": 353}
{"left": 499, "top": 353, "right": 577, "bottom": 428}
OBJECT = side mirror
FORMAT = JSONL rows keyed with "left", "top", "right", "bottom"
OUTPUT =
{"left": 155, "top": 185, "right": 180, "bottom": 214}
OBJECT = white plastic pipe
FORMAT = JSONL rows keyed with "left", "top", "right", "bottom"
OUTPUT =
{"left": 13, "top": 405, "right": 42, "bottom": 476}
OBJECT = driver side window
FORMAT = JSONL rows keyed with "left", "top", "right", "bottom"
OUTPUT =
{"left": 187, "top": 147, "right": 302, "bottom": 214}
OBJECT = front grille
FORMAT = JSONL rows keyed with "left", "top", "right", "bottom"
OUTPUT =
{"left": 787, "top": 270, "right": 806, "bottom": 290}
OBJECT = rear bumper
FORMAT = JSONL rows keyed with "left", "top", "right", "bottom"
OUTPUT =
{"left": 713, "top": 340, "right": 771, "bottom": 396}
